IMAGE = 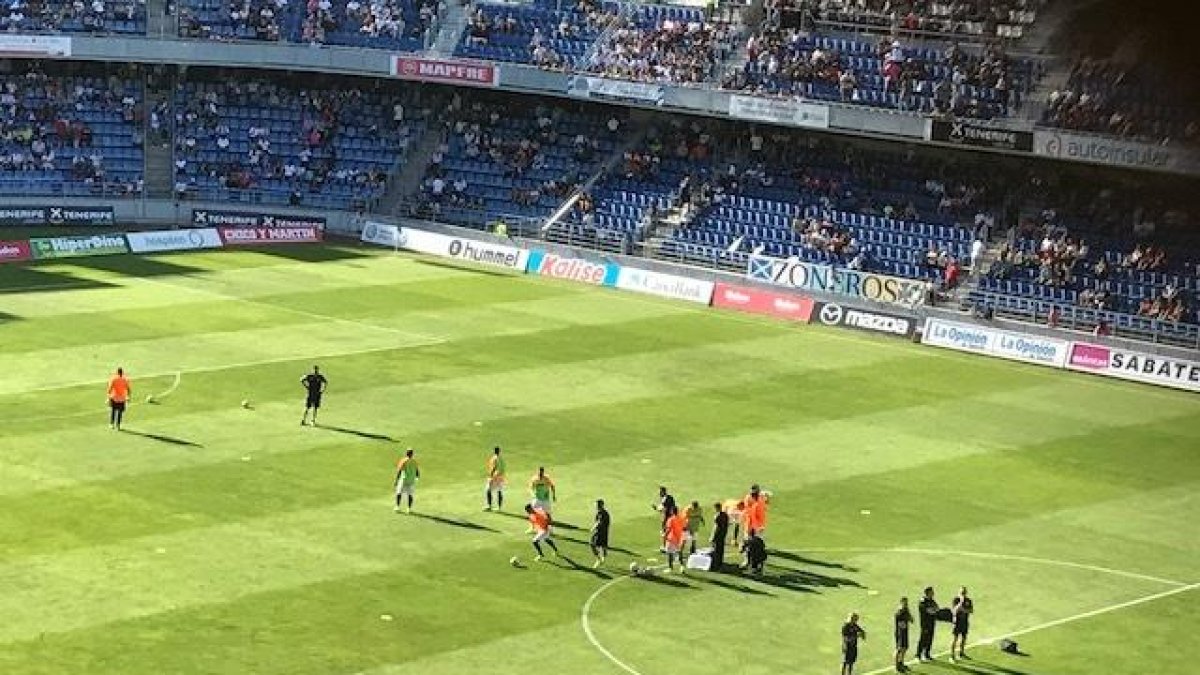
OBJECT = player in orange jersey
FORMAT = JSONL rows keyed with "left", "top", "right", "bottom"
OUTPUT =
{"left": 107, "top": 367, "right": 131, "bottom": 430}
{"left": 662, "top": 506, "right": 688, "bottom": 574}
{"left": 524, "top": 503, "right": 560, "bottom": 561}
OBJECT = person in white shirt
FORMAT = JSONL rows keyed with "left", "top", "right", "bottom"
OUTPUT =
{"left": 970, "top": 238, "right": 984, "bottom": 270}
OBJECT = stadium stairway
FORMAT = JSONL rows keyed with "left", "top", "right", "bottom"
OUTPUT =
{"left": 430, "top": 0, "right": 472, "bottom": 55}
{"left": 383, "top": 120, "right": 447, "bottom": 215}
{"left": 147, "top": 0, "right": 176, "bottom": 37}
{"left": 143, "top": 70, "right": 175, "bottom": 199}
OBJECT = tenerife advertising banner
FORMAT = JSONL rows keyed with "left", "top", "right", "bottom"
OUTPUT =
{"left": 0, "top": 206, "right": 114, "bottom": 227}
{"left": 192, "top": 209, "right": 326, "bottom": 230}
{"left": 921, "top": 318, "right": 1070, "bottom": 368}
{"left": 526, "top": 250, "right": 619, "bottom": 286}
{"left": 747, "top": 255, "right": 929, "bottom": 307}
{"left": 711, "top": 283, "right": 815, "bottom": 322}
{"left": 1066, "top": 342, "right": 1200, "bottom": 393}
{"left": 398, "top": 227, "right": 528, "bottom": 271}
{"left": 814, "top": 301, "right": 915, "bottom": 338}
{"left": 29, "top": 234, "right": 128, "bottom": 259}
{"left": 126, "top": 228, "right": 224, "bottom": 253}
{"left": 615, "top": 267, "right": 714, "bottom": 304}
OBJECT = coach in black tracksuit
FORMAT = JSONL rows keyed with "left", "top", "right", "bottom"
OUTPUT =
{"left": 916, "top": 586, "right": 939, "bottom": 661}
{"left": 709, "top": 502, "right": 729, "bottom": 571}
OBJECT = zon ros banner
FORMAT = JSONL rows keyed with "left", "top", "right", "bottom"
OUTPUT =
{"left": 30, "top": 234, "right": 128, "bottom": 259}
{"left": 526, "top": 250, "right": 619, "bottom": 286}
{"left": 1067, "top": 342, "right": 1200, "bottom": 393}
{"left": 398, "top": 227, "right": 528, "bottom": 271}
{"left": 391, "top": 56, "right": 499, "bottom": 87}
{"left": 747, "top": 255, "right": 929, "bottom": 307}
{"left": 711, "top": 283, "right": 814, "bottom": 322}
{"left": 0, "top": 240, "right": 31, "bottom": 263}
{"left": 218, "top": 226, "right": 323, "bottom": 245}
{"left": 921, "top": 318, "right": 1070, "bottom": 367}
{"left": 615, "top": 267, "right": 714, "bottom": 304}
{"left": 127, "top": 228, "right": 223, "bottom": 253}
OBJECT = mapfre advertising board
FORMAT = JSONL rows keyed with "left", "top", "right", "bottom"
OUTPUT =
{"left": 1066, "top": 342, "right": 1200, "bottom": 393}
{"left": 921, "top": 318, "right": 1070, "bottom": 367}
{"left": 398, "top": 227, "right": 528, "bottom": 271}
{"left": 391, "top": 57, "right": 499, "bottom": 87}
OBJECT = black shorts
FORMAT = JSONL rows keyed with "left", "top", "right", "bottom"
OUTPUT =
{"left": 843, "top": 647, "right": 858, "bottom": 665}
{"left": 306, "top": 394, "right": 322, "bottom": 409}
{"left": 895, "top": 631, "right": 909, "bottom": 649}
{"left": 953, "top": 620, "right": 969, "bottom": 637}
{"left": 109, "top": 399, "right": 126, "bottom": 412}
{"left": 591, "top": 533, "right": 609, "bottom": 548}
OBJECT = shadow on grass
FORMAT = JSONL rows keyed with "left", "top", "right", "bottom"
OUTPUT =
{"left": 926, "top": 658, "right": 1033, "bottom": 675}
{"left": 772, "top": 549, "right": 860, "bottom": 572}
{"left": 631, "top": 571, "right": 695, "bottom": 589}
{"left": 409, "top": 512, "right": 499, "bottom": 533}
{"left": 0, "top": 265, "right": 113, "bottom": 295}
{"left": 413, "top": 258, "right": 515, "bottom": 278}
{"left": 555, "top": 533, "right": 638, "bottom": 556}
{"left": 67, "top": 254, "right": 202, "bottom": 279}
{"left": 319, "top": 425, "right": 397, "bottom": 442}
{"left": 491, "top": 511, "right": 583, "bottom": 532}
{"left": 253, "top": 245, "right": 372, "bottom": 264}
{"left": 549, "top": 554, "right": 613, "bottom": 580}
{"left": 123, "top": 429, "right": 204, "bottom": 448}
{"left": 692, "top": 573, "right": 775, "bottom": 597}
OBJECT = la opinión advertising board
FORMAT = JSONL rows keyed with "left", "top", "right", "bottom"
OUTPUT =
{"left": 922, "top": 318, "right": 1070, "bottom": 367}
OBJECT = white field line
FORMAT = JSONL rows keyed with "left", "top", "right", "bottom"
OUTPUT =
{"left": 861, "top": 582, "right": 1200, "bottom": 675}
{"left": 581, "top": 548, "right": 1195, "bottom": 675}
{"left": 12, "top": 341, "right": 442, "bottom": 396}
{"left": 151, "top": 371, "right": 182, "bottom": 401}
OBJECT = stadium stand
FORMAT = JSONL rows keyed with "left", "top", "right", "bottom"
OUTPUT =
{"left": 171, "top": 71, "right": 425, "bottom": 210}
{"left": 0, "top": 0, "right": 146, "bottom": 33}
{"left": 177, "top": 0, "right": 436, "bottom": 51}
{"left": 413, "top": 95, "right": 626, "bottom": 228}
{"left": 723, "top": 30, "right": 1033, "bottom": 117}
{"left": 811, "top": 0, "right": 1042, "bottom": 40}
{"left": 1041, "top": 58, "right": 1198, "bottom": 144}
{"left": 584, "top": 4, "right": 738, "bottom": 84}
{"left": 0, "top": 63, "right": 144, "bottom": 198}
{"left": 455, "top": 0, "right": 620, "bottom": 69}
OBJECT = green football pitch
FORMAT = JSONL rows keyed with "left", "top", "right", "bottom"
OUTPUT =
{"left": 0, "top": 243, "right": 1196, "bottom": 675}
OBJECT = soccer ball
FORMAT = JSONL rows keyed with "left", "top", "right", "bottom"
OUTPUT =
{"left": 241, "top": 399, "right": 251, "bottom": 409}
{"left": 509, "top": 556, "right": 521, "bottom": 567}
{"left": 145, "top": 395, "right": 155, "bottom": 404}
{"left": 628, "top": 562, "right": 641, "bottom": 575}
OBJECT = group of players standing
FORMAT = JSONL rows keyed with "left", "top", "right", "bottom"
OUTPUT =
{"left": 843, "top": 586, "right": 975, "bottom": 674}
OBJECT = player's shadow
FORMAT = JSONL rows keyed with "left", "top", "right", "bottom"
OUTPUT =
{"left": 691, "top": 573, "right": 774, "bottom": 597}
{"left": 730, "top": 562, "right": 862, "bottom": 595}
{"left": 631, "top": 572, "right": 694, "bottom": 590}
{"left": 555, "top": 533, "right": 638, "bottom": 556}
{"left": 409, "top": 513, "right": 498, "bottom": 533}
{"left": 772, "top": 549, "right": 859, "bottom": 572}
{"left": 927, "top": 659, "right": 1032, "bottom": 675}
{"left": 552, "top": 554, "right": 612, "bottom": 580}
{"left": 492, "top": 511, "right": 585, "bottom": 532}
{"left": 123, "top": 430, "right": 203, "bottom": 448}
{"left": 319, "top": 425, "right": 396, "bottom": 442}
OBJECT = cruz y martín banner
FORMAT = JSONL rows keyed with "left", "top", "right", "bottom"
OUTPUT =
{"left": 921, "top": 318, "right": 1070, "bottom": 368}
{"left": 711, "top": 283, "right": 814, "bottom": 322}
{"left": 615, "top": 267, "right": 714, "bottom": 304}
{"left": 127, "top": 228, "right": 224, "bottom": 253}
{"left": 30, "top": 234, "right": 128, "bottom": 260}
{"left": 360, "top": 221, "right": 403, "bottom": 248}
{"left": 747, "top": 255, "right": 929, "bottom": 307}
{"left": 398, "top": 227, "right": 529, "bottom": 271}
{"left": 0, "top": 240, "right": 31, "bottom": 263}
{"left": 526, "top": 250, "right": 619, "bottom": 286}
{"left": 1066, "top": 342, "right": 1200, "bottom": 393}
{"left": 218, "top": 226, "right": 323, "bottom": 245}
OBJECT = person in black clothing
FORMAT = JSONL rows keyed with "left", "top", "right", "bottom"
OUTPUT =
{"left": 950, "top": 586, "right": 973, "bottom": 662}
{"left": 300, "top": 365, "right": 328, "bottom": 426}
{"left": 841, "top": 612, "right": 867, "bottom": 675}
{"left": 709, "top": 501, "right": 729, "bottom": 571}
{"left": 894, "top": 597, "right": 914, "bottom": 672}
{"left": 655, "top": 486, "right": 676, "bottom": 532}
{"left": 916, "top": 586, "right": 939, "bottom": 661}
{"left": 740, "top": 528, "right": 766, "bottom": 575}
{"left": 590, "top": 499, "right": 610, "bottom": 568}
